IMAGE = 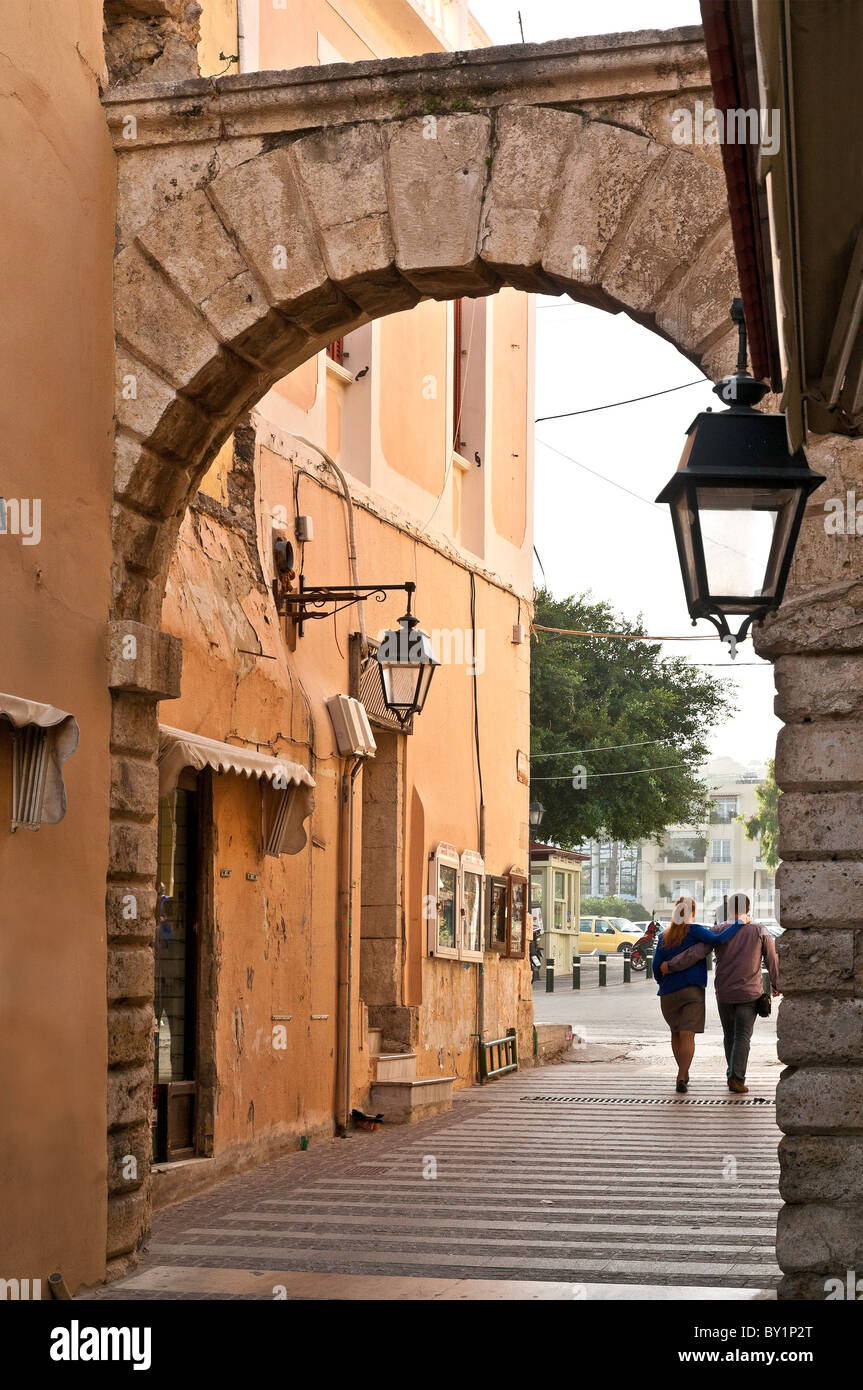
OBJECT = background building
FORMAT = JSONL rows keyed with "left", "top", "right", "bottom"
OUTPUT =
{"left": 586, "top": 758, "right": 778, "bottom": 922}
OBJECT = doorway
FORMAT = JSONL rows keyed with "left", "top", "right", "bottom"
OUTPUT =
{"left": 154, "top": 771, "right": 201, "bottom": 1162}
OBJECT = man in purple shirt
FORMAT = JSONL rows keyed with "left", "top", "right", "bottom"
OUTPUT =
{"left": 661, "top": 893, "right": 779, "bottom": 1093}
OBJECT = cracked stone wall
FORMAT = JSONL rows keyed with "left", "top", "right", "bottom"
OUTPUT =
{"left": 104, "top": 1, "right": 202, "bottom": 86}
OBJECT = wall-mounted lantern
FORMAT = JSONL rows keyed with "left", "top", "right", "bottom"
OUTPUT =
{"left": 656, "top": 300, "right": 825, "bottom": 657}
{"left": 529, "top": 799, "right": 545, "bottom": 829}
{"left": 374, "top": 582, "right": 439, "bottom": 725}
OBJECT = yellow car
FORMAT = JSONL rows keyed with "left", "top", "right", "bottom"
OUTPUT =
{"left": 577, "top": 916, "right": 642, "bottom": 956}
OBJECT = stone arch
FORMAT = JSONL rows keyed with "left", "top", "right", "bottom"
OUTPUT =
{"left": 105, "top": 51, "right": 741, "bottom": 1273}
{"left": 112, "top": 108, "right": 737, "bottom": 624}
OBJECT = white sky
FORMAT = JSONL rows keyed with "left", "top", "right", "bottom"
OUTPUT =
{"left": 470, "top": 0, "right": 779, "bottom": 765}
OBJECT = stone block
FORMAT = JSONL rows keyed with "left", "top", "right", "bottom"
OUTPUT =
{"left": 107, "top": 946, "right": 155, "bottom": 1004}
{"left": 776, "top": 860, "right": 863, "bottom": 928}
{"left": 136, "top": 188, "right": 249, "bottom": 309}
{"left": 779, "top": 791, "right": 863, "bottom": 859}
{"left": 108, "top": 820, "right": 158, "bottom": 880}
{"left": 108, "top": 1004, "right": 155, "bottom": 1067}
{"left": 107, "top": 1064, "right": 153, "bottom": 1132}
{"left": 776, "top": 1066, "right": 863, "bottom": 1133}
{"left": 111, "top": 693, "right": 159, "bottom": 757}
{"left": 776, "top": 721, "right": 863, "bottom": 792}
{"left": 777, "top": 928, "right": 855, "bottom": 994}
{"left": 599, "top": 147, "right": 726, "bottom": 313}
{"left": 755, "top": 577, "right": 863, "bottom": 657}
{"left": 290, "top": 123, "right": 418, "bottom": 316}
{"left": 106, "top": 1188, "right": 150, "bottom": 1260}
{"left": 113, "top": 430, "right": 195, "bottom": 517}
{"left": 106, "top": 882, "right": 157, "bottom": 944}
{"left": 385, "top": 114, "right": 494, "bottom": 294}
{"left": 655, "top": 222, "right": 736, "bottom": 354}
{"left": 360, "top": 937, "right": 400, "bottom": 1006}
{"left": 779, "top": 1134, "right": 863, "bottom": 1203}
{"left": 114, "top": 242, "right": 220, "bottom": 389}
{"left": 778, "top": 998, "right": 863, "bottom": 1065}
{"left": 480, "top": 106, "right": 581, "bottom": 289}
{"left": 543, "top": 120, "right": 665, "bottom": 288}
{"left": 107, "top": 1122, "right": 151, "bottom": 1195}
{"left": 776, "top": 1201, "right": 863, "bottom": 1274}
{"left": 208, "top": 149, "right": 349, "bottom": 334}
{"left": 114, "top": 349, "right": 215, "bottom": 461}
{"left": 110, "top": 755, "right": 159, "bottom": 820}
{"left": 774, "top": 654, "right": 863, "bottom": 723}
{"left": 108, "top": 620, "right": 182, "bottom": 699}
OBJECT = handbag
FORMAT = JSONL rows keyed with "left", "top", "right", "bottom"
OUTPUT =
{"left": 755, "top": 932, "right": 772, "bottom": 1016}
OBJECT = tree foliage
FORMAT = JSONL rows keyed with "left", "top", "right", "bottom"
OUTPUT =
{"left": 580, "top": 895, "right": 650, "bottom": 922}
{"left": 531, "top": 589, "right": 735, "bottom": 848}
{"left": 740, "top": 757, "right": 780, "bottom": 871}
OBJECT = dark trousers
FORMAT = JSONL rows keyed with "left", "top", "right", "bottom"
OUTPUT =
{"left": 717, "top": 1000, "right": 759, "bottom": 1082}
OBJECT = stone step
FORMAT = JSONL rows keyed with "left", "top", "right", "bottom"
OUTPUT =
{"left": 370, "top": 1076, "right": 456, "bottom": 1125}
{"left": 368, "top": 1027, "right": 383, "bottom": 1058}
{"left": 373, "top": 1052, "right": 418, "bottom": 1083}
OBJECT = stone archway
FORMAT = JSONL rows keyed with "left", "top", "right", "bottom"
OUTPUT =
{"left": 103, "top": 33, "right": 743, "bottom": 1274}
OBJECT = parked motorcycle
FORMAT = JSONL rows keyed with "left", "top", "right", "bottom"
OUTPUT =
{"left": 629, "top": 921, "right": 661, "bottom": 972}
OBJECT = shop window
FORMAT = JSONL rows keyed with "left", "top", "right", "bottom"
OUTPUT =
{"left": 428, "top": 842, "right": 460, "bottom": 958}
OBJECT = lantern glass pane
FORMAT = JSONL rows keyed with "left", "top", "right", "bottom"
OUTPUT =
{"left": 695, "top": 486, "right": 797, "bottom": 600}
{"left": 382, "top": 662, "right": 420, "bottom": 711}
{"left": 673, "top": 492, "right": 699, "bottom": 605}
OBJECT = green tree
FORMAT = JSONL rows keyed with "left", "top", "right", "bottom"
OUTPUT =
{"left": 580, "top": 895, "right": 650, "bottom": 922}
{"left": 531, "top": 588, "right": 735, "bottom": 847}
{"left": 740, "top": 758, "right": 780, "bottom": 871}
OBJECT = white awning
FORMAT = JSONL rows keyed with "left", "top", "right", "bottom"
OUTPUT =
{"left": 0, "top": 691, "right": 79, "bottom": 827}
{"left": 158, "top": 725, "right": 315, "bottom": 855}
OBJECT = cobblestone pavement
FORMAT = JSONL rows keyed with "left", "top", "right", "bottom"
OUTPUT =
{"left": 86, "top": 1036, "right": 781, "bottom": 1300}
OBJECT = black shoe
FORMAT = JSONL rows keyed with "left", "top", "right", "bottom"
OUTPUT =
{"left": 676, "top": 1078, "right": 688, "bottom": 1093}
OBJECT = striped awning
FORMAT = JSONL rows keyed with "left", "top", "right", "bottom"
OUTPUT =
{"left": 158, "top": 725, "right": 315, "bottom": 855}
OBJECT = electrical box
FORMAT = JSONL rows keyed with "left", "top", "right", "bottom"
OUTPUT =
{"left": 295, "top": 515, "right": 314, "bottom": 543}
{"left": 325, "top": 694, "right": 377, "bottom": 758}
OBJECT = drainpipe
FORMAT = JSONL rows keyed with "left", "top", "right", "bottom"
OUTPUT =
{"left": 336, "top": 755, "right": 363, "bottom": 1134}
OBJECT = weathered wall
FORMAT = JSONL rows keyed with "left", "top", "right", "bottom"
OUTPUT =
{"left": 755, "top": 431, "right": 863, "bottom": 1299}
{"left": 0, "top": 0, "right": 115, "bottom": 1291}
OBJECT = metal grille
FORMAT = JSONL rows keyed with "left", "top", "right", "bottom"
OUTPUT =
{"left": 349, "top": 633, "right": 413, "bottom": 733}
{"left": 522, "top": 1094, "right": 774, "bottom": 1107}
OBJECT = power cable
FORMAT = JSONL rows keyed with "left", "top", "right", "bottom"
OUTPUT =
{"left": 535, "top": 379, "right": 707, "bottom": 422}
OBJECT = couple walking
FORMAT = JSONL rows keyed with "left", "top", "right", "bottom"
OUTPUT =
{"left": 653, "top": 894, "right": 779, "bottom": 1093}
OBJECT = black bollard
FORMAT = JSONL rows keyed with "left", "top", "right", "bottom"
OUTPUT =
{"left": 546, "top": 956, "right": 555, "bottom": 992}
{"left": 646, "top": 947, "right": 655, "bottom": 981}
{"left": 572, "top": 954, "right": 580, "bottom": 990}
{"left": 623, "top": 946, "right": 631, "bottom": 984}
{"left": 598, "top": 951, "right": 607, "bottom": 987}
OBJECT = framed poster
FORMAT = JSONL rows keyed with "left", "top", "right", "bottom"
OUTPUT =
{"left": 486, "top": 874, "right": 508, "bottom": 954}
{"left": 507, "top": 870, "right": 528, "bottom": 959}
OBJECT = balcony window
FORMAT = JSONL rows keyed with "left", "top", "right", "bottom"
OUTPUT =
{"left": 711, "top": 839, "right": 732, "bottom": 863}
{"left": 710, "top": 796, "right": 739, "bottom": 823}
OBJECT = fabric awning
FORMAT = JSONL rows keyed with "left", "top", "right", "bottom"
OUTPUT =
{"left": 158, "top": 725, "right": 315, "bottom": 855}
{"left": 0, "top": 691, "right": 79, "bottom": 826}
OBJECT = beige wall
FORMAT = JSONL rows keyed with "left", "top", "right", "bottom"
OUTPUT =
{"left": 0, "top": 0, "right": 114, "bottom": 1289}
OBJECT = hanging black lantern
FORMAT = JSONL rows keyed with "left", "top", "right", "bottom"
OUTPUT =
{"left": 529, "top": 799, "right": 545, "bottom": 829}
{"left": 656, "top": 300, "right": 825, "bottom": 656}
{"left": 374, "top": 584, "right": 439, "bottom": 724}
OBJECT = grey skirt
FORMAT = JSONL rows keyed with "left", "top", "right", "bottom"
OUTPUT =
{"left": 660, "top": 984, "right": 706, "bottom": 1033}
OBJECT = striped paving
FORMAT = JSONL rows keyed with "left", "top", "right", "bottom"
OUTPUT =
{"left": 90, "top": 1059, "right": 781, "bottom": 1299}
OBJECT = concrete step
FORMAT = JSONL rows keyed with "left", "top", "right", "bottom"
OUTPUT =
{"left": 369, "top": 1075, "right": 456, "bottom": 1125}
{"left": 368, "top": 1027, "right": 383, "bottom": 1058}
{"left": 373, "top": 1052, "right": 418, "bottom": 1083}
